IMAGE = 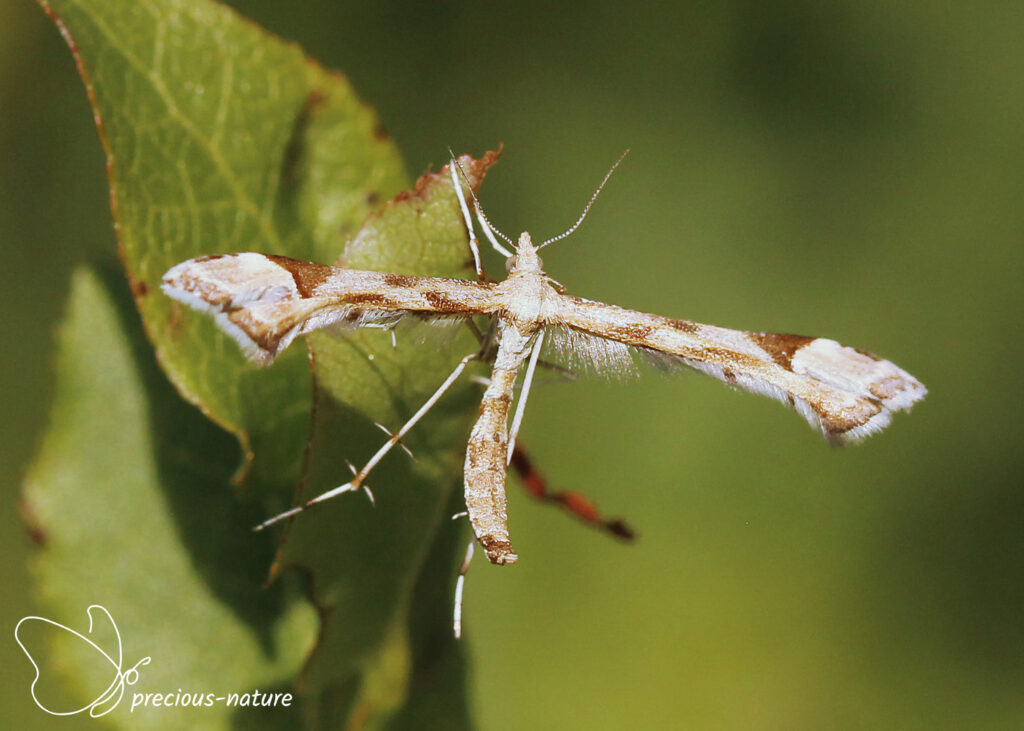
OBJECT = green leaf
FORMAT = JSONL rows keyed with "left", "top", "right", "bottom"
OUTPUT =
{"left": 272, "top": 160, "right": 499, "bottom": 724}
{"left": 41, "top": 0, "right": 408, "bottom": 491}
{"left": 23, "top": 266, "right": 314, "bottom": 728}
{"left": 35, "top": 0, "right": 501, "bottom": 727}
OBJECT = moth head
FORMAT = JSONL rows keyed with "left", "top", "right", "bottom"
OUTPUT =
{"left": 506, "top": 232, "right": 543, "bottom": 274}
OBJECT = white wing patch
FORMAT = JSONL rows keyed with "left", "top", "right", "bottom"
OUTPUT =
{"left": 162, "top": 253, "right": 319, "bottom": 365}
{"left": 646, "top": 334, "right": 926, "bottom": 445}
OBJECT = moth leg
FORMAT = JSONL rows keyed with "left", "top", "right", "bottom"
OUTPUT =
{"left": 471, "top": 195, "right": 514, "bottom": 258}
{"left": 254, "top": 352, "right": 479, "bottom": 531}
{"left": 507, "top": 331, "right": 545, "bottom": 464}
{"left": 448, "top": 155, "right": 514, "bottom": 259}
{"left": 463, "top": 318, "right": 486, "bottom": 345}
{"left": 509, "top": 444, "right": 636, "bottom": 541}
{"left": 534, "top": 358, "right": 577, "bottom": 382}
{"left": 452, "top": 540, "right": 475, "bottom": 639}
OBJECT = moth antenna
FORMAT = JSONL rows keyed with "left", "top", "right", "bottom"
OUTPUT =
{"left": 539, "top": 149, "right": 629, "bottom": 249}
{"left": 448, "top": 153, "right": 485, "bottom": 277}
{"left": 449, "top": 151, "right": 515, "bottom": 256}
{"left": 473, "top": 195, "right": 515, "bottom": 254}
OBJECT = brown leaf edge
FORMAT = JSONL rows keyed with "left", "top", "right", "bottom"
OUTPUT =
{"left": 36, "top": 0, "right": 399, "bottom": 479}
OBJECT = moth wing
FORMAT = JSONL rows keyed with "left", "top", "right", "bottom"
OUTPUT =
{"left": 548, "top": 295, "right": 926, "bottom": 444}
{"left": 162, "top": 253, "right": 496, "bottom": 365}
{"left": 541, "top": 324, "right": 643, "bottom": 380}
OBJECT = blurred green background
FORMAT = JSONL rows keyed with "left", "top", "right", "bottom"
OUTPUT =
{"left": 2, "top": 1, "right": 1021, "bottom": 728}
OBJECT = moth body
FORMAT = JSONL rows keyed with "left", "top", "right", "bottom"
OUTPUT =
{"left": 160, "top": 155, "right": 926, "bottom": 570}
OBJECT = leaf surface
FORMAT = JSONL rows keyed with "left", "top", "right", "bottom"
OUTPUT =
{"left": 43, "top": 0, "right": 408, "bottom": 490}
{"left": 23, "top": 266, "right": 313, "bottom": 729}
{"left": 273, "top": 157, "right": 499, "bottom": 725}
{"left": 35, "top": 0, "right": 499, "bottom": 726}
